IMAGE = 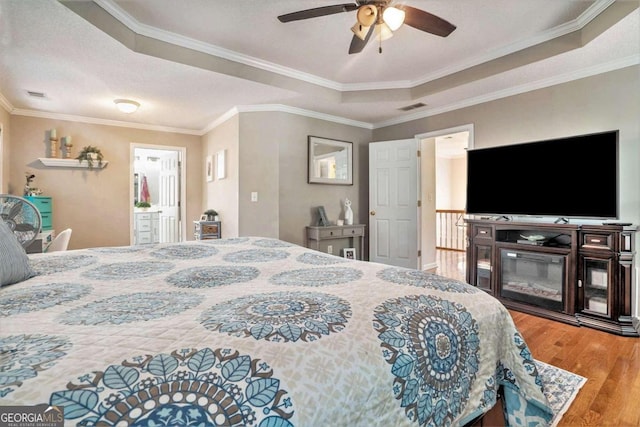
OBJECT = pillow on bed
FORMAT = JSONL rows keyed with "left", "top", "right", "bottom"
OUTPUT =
{"left": 0, "top": 220, "right": 35, "bottom": 286}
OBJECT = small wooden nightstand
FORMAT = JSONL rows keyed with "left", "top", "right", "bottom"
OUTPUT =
{"left": 194, "top": 220, "right": 221, "bottom": 240}
{"left": 306, "top": 224, "right": 366, "bottom": 260}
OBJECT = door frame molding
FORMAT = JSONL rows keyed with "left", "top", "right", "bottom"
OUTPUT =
{"left": 0, "top": 123, "right": 4, "bottom": 192}
{"left": 415, "top": 123, "right": 474, "bottom": 149}
{"left": 129, "top": 143, "right": 187, "bottom": 244}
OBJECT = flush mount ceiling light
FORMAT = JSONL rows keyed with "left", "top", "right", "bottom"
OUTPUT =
{"left": 278, "top": 1, "right": 455, "bottom": 54}
{"left": 114, "top": 99, "right": 140, "bottom": 113}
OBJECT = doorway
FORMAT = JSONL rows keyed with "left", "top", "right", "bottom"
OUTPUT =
{"left": 130, "top": 144, "right": 187, "bottom": 245}
{"left": 416, "top": 124, "right": 472, "bottom": 273}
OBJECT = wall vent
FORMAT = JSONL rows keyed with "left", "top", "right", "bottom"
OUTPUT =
{"left": 27, "top": 90, "right": 46, "bottom": 98}
{"left": 398, "top": 102, "right": 426, "bottom": 112}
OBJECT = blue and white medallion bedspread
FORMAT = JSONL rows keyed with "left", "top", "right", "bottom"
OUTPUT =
{"left": 1, "top": 237, "right": 553, "bottom": 426}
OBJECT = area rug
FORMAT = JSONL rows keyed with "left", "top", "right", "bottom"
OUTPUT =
{"left": 535, "top": 360, "right": 587, "bottom": 427}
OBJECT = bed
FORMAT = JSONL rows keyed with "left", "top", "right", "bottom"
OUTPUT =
{"left": 1, "top": 236, "right": 553, "bottom": 426}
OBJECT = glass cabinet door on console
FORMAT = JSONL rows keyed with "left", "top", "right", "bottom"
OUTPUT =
{"left": 473, "top": 245, "right": 492, "bottom": 290}
{"left": 579, "top": 255, "right": 614, "bottom": 318}
{"left": 467, "top": 225, "right": 494, "bottom": 292}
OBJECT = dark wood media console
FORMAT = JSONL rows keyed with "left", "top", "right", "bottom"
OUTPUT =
{"left": 465, "top": 219, "right": 637, "bottom": 336}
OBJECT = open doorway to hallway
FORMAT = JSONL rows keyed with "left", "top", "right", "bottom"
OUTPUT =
{"left": 419, "top": 126, "right": 470, "bottom": 281}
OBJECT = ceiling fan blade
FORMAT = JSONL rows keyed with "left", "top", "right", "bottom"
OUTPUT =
{"left": 399, "top": 5, "right": 456, "bottom": 37}
{"left": 348, "top": 24, "right": 374, "bottom": 54}
{"left": 278, "top": 4, "right": 358, "bottom": 23}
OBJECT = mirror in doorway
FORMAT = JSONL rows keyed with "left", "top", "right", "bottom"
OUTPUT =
{"left": 308, "top": 136, "right": 353, "bottom": 185}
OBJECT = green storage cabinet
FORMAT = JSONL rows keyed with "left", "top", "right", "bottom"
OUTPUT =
{"left": 24, "top": 196, "right": 53, "bottom": 230}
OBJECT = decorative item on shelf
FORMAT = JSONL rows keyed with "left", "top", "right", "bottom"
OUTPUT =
{"left": 49, "top": 129, "right": 58, "bottom": 158}
{"left": 344, "top": 198, "right": 354, "bottom": 225}
{"left": 317, "top": 206, "right": 329, "bottom": 226}
{"left": 76, "top": 145, "right": 104, "bottom": 169}
{"left": 62, "top": 136, "right": 73, "bottom": 159}
{"left": 203, "top": 209, "right": 219, "bottom": 221}
{"left": 23, "top": 172, "right": 43, "bottom": 196}
{"left": 135, "top": 201, "right": 151, "bottom": 211}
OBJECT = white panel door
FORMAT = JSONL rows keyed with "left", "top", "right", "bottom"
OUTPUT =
{"left": 158, "top": 151, "right": 180, "bottom": 243}
{"left": 369, "top": 139, "right": 419, "bottom": 268}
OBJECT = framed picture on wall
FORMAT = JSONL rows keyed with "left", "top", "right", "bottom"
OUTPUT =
{"left": 206, "top": 155, "right": 214, "bottom": 182}
{"left": 216, "top": 150, "right": 226, "bottom": 180}
{"left": 343, "top": 248, "right": 356, "bottom": 259}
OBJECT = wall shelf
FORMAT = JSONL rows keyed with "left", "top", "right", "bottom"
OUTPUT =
{"left": 38, "top": 158, "right": 108, "bottom": 169}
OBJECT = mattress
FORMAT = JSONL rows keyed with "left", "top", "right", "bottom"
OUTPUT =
{"left": 0, "top": 237, "right": 553, "bottom": 426}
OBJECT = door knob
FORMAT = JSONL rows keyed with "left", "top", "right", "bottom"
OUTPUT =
{"left": 370, "top": 210, "right": 376, "bottom": 216}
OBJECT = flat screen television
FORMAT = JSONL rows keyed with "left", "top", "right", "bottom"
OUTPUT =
{"left": 466, "top": 130, "right": 619, "bottom": 219}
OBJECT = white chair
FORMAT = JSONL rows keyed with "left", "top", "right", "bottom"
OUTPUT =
{"left": 47, "top": 228, "right": 72, "bottom": 252}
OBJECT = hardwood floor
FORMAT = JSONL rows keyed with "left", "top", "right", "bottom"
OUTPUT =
{"left": 434, "top": 249, "right": 640, "bottom": 426}
{"left": 510, "top": 311, "right": 640, "bottom": 426}
{"left": 433, "top": 248, "right": 466, "bottom": 282}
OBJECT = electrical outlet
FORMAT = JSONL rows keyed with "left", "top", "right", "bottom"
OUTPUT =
{"left": 327, "top": 245, "right": 333, "bottom": 255}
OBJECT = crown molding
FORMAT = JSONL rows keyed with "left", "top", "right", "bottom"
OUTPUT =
{"left": 236, "top": 104, "right": 373, "bottom": 129}
{"left": 373, "top": 54, "right": 639, "bottom": 129}
{"left": 5, "top": 55, "right": 635, "bottom": 135}
{"left": 0, "top": 92, "right": 13, "bottom": 113}
{"left": 94, "top": 0, "right": 344, "bottom": 92}
{"left": 11, "top": 109, "right": 201, "bottom": 135}
{"left": 95, "top": 0, "right": 616, "bottom": 94}
{"left": 202, "top": 104, "right": 373, "bottom": 135}
{"left": 412, "top": 0, "right": 615, "bottom": 87}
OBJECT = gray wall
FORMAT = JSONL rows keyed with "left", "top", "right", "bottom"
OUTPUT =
{"left": 373, "top": 65, "right": 640, "bottom": 316}
{"left": 236, "top": 112, "right": 372, "bottom": 250}
{"left": 202, "top": 115, "right": 240, "bottom": 238}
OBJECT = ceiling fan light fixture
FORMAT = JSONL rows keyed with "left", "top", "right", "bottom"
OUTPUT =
{"left": 351, "top": 22, "right": 371, "bottom": 41}
{"left": 382, "top": 6, "right": 405, "bottom": 31}
{"left": 114, "top": 99, "right": 140, "bottom": 113}
{"left": 356, "top": 4, "right": 377, "bottom": 27}
{"left": 375, "top": 22, "right": 394, "bottom": 41}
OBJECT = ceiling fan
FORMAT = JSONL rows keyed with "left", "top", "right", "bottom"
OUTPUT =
{"left": 277, "top": 1, "right": 456, "bottom": 54}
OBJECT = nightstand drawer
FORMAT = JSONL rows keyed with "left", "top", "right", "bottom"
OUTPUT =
{"left": 318, "top": 228, "right": 341, "bottom": 238}
{"left": 137, "top": 231, "right": 152, "bottom": 244}
{"left": 342, "top": 227, "right": 363, "bottom": 237}
{"left": 25, "top": 196, "right": 52, "bottom": 213}
{"left": 201, "top": 224, "right": 219, "bottom": 234}
{"left": 40, "top": 213, "right": 53, "bottom": 230}
{"left": 137, "top": 221, "right": 152, "bottom": 232}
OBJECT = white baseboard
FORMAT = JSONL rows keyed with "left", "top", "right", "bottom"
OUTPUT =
{"left": 422, "top": 261, "right": 438, "bottom": 271}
